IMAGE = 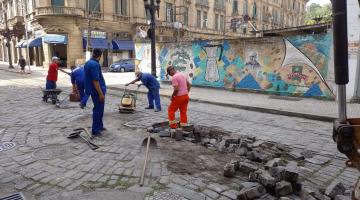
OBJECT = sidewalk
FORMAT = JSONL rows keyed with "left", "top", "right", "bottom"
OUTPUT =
{"left": 1, "top": 62, "right": 359, "bottom": 122}
{"left": 108, "top": 83, "right": 360, "bottom": 122}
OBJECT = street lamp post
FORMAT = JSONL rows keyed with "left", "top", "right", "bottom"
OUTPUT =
{"left": 144, "top": 0, "right": 160, "bottom": 77}
{"left": 4, "top": 12, "right": 13, "bottom": 69}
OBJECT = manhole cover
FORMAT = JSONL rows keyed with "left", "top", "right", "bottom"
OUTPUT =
{"left": 32, "top": 146, "right": 73, "bottom": 160}
{"left": 268, "top": 95, "right": 302, "bottom": 101}
{"left": 0, "top": 142, "right": 16, "bottom": 152}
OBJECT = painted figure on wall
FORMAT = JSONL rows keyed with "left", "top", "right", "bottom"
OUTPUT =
{"left": 245, "top": 52, "right": 261, "bottom": 70}
{"left": 201, "top": 44, "right": 224, "bottom": 82}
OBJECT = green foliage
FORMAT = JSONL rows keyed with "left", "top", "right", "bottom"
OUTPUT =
{"left": 305, "top": 3, "right": 332, "bottom": 25}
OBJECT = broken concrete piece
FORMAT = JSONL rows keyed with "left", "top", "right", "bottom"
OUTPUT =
{"left": 224, "top": 163, "right": 236, "bottom": 178}
{"left": 283, "top": 162, "right": 299, "bottom": 183}
{"left": 238, "top": 182, "right": 266, "bottom": 200}
{"left": 217, "top": 140, "right": 227, "bottom": 153}
{"left": 269, "top": 166, "right": 285, "bottom": 181}
{"left": 238, "top": 162, "right": 259, "bottom": 174}
{"left": 288, "top": 150, "right": 305, "bottom": 160}
{"left": 257, "top": 170, "right": 277, "bottom": 191}
{"left": 228, "top": 144, "right": 239, "bottom": 153}
{"left": 235, "top": 147, "right": 248, "bottom": 156}
{"left": 275, "top": 181, "right": 293, "bottom": 197}
{"left": 325, "top": 181, "right": 346, "bottom": 198}
{"left": 265, "top": 158, "right": 282, "bottom": 170}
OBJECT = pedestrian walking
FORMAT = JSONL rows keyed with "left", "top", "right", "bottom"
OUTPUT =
{"left": 84, "top": 49, "right": 107, "bottom": 136}
{"left": 42, "top": 56, "right": 68, "bottom": 101}
{"left": 125, "top": 71, "right": 161, "bottom": 112}
{"left": 70, "top": 65, "right": 89, "bottom": 109}
{"left": 166, "top": 66, "right": 191, "bottom": 129}
{"left": 18, "top": 56, "right": 26, "bottom": 74}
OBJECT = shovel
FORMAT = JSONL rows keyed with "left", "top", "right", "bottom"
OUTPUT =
{"left": 139, "top": 132, "right": 157, "bottom": 186}
{"left": 67, "top": 131, "right": 99, "bottom": 150}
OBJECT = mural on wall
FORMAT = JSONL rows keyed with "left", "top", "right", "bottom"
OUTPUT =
{"left": 135, "top": 33, "right": 334, "bottom": 99}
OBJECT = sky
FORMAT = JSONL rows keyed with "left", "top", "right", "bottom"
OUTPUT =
{"left": 307, "top": 0, "right": 331, "bottom": 6}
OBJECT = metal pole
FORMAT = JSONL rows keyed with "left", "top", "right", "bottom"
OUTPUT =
{"left": 150, "top": 0, "right": 157, "bottom": 77}
{"left": 86, "top": 0, "right": 91, "bottom": 60}
{"left": 332, "top": 0, "right": 349, "bottom": 122}
{"left": 4, "top": 12, "right": 13, "bottom": 69}
{"left": 21, "top": 0, "right": 30, "bottom": 72}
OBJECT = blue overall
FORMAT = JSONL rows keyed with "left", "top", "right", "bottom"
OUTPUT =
{"left": 71, "top": 67, "right": 89, "bottom": 106}
{"left": 84, "top": 58, "right": 106, "bottom": 135}
{"left": 139, "top": 73, "right": 161, "bottom": 110}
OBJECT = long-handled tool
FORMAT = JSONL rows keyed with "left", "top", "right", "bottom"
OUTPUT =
{"left": 139, "top": 132, "right": 157, "bottom": 186}
{"left": 56, "top": 94, "right": 69, "bottom": 108}
{"left": 67, "top": 130, "right": 98, "bottom": 150}
{"left": 74, "top": 127, "right": 93, "bottom": 139}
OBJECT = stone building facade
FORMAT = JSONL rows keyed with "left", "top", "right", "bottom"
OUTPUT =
{"left": 0, "top": 0, "right": 307, "bottom": 68}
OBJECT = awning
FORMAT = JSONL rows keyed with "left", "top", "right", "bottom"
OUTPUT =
{"left": 16, "top": 38, "right": 43, "bottom": 48}
{"left": 112, "top": 40, "right": 134, "bottom": 51}
{"left": 44, "top": 34, "right": 68, "bottom": 44}
{"left": 83, "top": 38, "right": 110, "bottom": 49}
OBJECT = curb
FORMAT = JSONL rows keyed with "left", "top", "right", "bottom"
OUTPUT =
{"left": 107, "top": 86, "right": 336, "bottom": 122}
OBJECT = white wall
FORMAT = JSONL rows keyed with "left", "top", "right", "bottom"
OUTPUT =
{"left": 347, "top": 0, "right": 360, "bottom": 100}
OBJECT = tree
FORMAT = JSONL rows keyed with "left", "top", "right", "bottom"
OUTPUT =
{"left": 305, "top": 3, "right": 332, "bottom": 25}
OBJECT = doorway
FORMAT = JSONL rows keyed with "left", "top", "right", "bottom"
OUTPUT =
{"left": 50, "top": 44, "right": 67, "bottom": 68}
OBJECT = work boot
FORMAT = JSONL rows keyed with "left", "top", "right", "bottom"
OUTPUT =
{"left": 145, "top": 106, "right": 154, "bottom": 109}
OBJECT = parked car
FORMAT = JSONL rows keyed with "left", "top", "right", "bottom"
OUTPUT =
{"left": 109, "top": 59, "right": 135, "bottom": 72}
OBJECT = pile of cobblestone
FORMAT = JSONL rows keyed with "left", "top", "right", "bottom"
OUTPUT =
{"left": 149, "top": 124, "right": 353, "bottom": 200}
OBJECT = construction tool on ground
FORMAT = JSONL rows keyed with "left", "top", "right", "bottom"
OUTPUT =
{"left": 119, "top": 84, "right": 141, "bottom": 113}
{"left": 74, "top": 127, "right": 93, "bottom": 139}
{"left": 55, "top": 94, "right": 69, "bottom": 108}
{"left": 331, "top": 1, "right": 360, "bottom": 199}
{"left": 139, "top": 132, "right": 157, "bottom": 187}
{"left": 67, "top": 130, "right": 98, "bottom": 150}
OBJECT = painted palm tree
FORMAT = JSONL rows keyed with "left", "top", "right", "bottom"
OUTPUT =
{"left": 171, "top": 49, "right": 191, "bottom": 72}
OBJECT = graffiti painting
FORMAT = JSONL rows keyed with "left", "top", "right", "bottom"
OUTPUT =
{"left": 135, "top": 33, "right": 334, "bottom": 99}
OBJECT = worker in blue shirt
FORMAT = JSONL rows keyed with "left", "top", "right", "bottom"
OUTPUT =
{"left": 70, "top": 65, "right": 89, "bottom": 109}
{"left": 84, "top": 49, "right": 106, "bottom": 136}
{"left": 126, "top": 71, "right": 161, "bottom": 112}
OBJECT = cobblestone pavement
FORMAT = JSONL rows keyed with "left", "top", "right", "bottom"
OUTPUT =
{"left": 0, "top": 69, "right": 359, "bottom": 200}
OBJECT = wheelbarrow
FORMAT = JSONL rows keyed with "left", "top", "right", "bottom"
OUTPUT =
{"left": 42, "top": 88, "right": 62, "bottom": 105}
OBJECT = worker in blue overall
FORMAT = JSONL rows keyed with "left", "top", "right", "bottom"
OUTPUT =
{"left": 126, "top": 71, "right": 161, "bottom": 112}
{"left": 70, "top": 65, "right": 89, "bottom": 109}
{"left": 84, "top": 49, "right": 107, "bottom": 136}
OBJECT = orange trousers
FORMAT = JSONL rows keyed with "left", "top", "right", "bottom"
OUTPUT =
{"left": 168, "top": 94, "right": 189, "bottom": 129}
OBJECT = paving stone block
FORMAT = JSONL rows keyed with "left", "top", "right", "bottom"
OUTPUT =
{"left": 202, "top": 189, "right": 219, "bottom": 199}
{"left": 221, "top": 189, "right": 239, "bottom": 200}
{"left": 325, "top": 180, "right": 346, "bottom": 198}
{"left": 207, "top": 183, "right": 229, "bottom": 194}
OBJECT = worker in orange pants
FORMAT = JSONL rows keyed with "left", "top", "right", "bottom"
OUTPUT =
{"left": 166, "top": 66, "right": 191, "bottom": 129}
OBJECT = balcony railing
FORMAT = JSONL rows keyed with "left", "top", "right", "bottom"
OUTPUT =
{"left": 35, "top": 6, "right": 84, "bottom": 16}
{"left": 87, "top": 11, "right": 104, "bottom": 20}
{"left": 113, "top": 14, "right": 130, "bottom": 23}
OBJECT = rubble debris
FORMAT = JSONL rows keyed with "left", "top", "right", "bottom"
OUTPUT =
{"left": 223, "top": 163, "right": 236, "bottom": 178}
{"left": 238, "top": 182, "right": 266, "bottom": 200}
{"left": 275, "top": 181, "right": 293, "bottom": 197}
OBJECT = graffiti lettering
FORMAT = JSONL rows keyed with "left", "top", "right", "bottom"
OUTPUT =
{"left": 287, "top": 72, "right": 308, "bottom": 81}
